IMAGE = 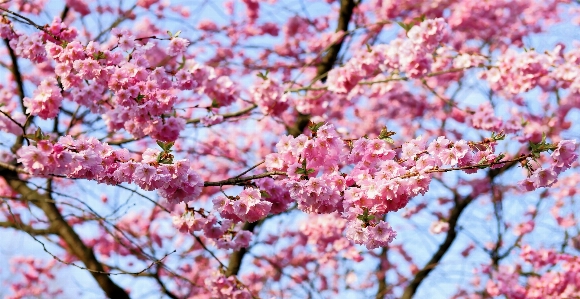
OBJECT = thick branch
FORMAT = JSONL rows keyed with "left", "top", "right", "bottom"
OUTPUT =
{"left": 375, "top": 246, "right": 389, "bottom": 299}
{"left": 187, "top": 104, "right": 258, "bottom": 125}
{"left": 203, "top": 171, "right": 285, "bottom": 187}
{"left": 316, "top": 0, "right": 357, "bottom": 80}
{"left": 286, "top": 0, "right": 357, "bottom": 138}
{"left": 60, "top": 5, "right": 70, "bottom": 21}
{"left": 3, "top": 39, "right": 25, "bottom": 103}
{"left": 401, "top": 194, "right": 474, "bottom": 299}
{"left": 0, "top": 221, "right": 58, "bottom": 235}
{"left": 0, "top": 168, "right": 130, "bottom": 299}
{"left": 401, "top": 162, "right": 517, "bottom": 299}
{"left": 4, "top": 38, "right": 31, "bottom": 153}
{"left": 225, "top": 221, "right": 260, "bottom": 277}
{"left": 153, "top": 267, "right": 179, "bottom": 299}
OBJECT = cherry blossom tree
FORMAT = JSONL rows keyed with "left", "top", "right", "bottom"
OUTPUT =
{"left": 0, "top": 0, "right": 579, "bottom": 298}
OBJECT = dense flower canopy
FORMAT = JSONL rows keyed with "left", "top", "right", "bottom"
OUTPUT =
{"left": 0, "top": 0, "right": 579, "bottom": 298}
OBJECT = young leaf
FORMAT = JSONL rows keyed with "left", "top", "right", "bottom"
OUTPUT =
{"left": 309, "top": 122, "right": 324, "bottom": 133}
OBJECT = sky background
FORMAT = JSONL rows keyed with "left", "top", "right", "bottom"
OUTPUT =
{"left": 1, "top": 1, "right": 580, "bottom": 298}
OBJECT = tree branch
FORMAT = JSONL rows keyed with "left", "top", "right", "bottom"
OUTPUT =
{"left": 187, "top": 104, "right": 258, "bottom": 125}
{"left": 401, "top": 193, "right": 474, "bottom": 299}
{"left": 60, "top": 5, "right": 70, "bottom": 21}
{"left": 0, "top": 221, "right": 58, "bottom": 235}
{"left": 400, "top": 161, "right": 518, "bottom": 299}
{"left": 203, "top": 171, "right": 285, "bottom": 187}
{"left": 375, "top": 246, "right": 390, "bottom": 299}
{"left": 0, "top": 167, "right": 131, "bottom": 299}
{"left": 3, "top": 37, "right": 32, "bottom": 153}
{"left": 226, "top": 220, "right": 260, "bottom": 277}
{"left": 153, "top": 266, "right": 179, "bottom": 299}
{"left": 286, "top": 0, "right": 358, "bottom": 138}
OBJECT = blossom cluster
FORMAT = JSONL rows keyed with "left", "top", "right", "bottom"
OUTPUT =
{"left": 204, "top": 271, "right": 253, "bottom": 299}
{"left": 213, "top": 188, "right": 272, "bottom": 223}
{"left": 520, "top": 139, "right": 578, "bottom": 191}
{"left": 16, "top": 136, "right": 203, "bottom": 206}
{"left": 2, "top": 18, "right": 242, "bottom": 142}
{"left": 345, "top": 219, "right": 396, "bottom": 249}
{"left": 249, "top": 79, "right": 289, "bottom": 117}
{"left": 6, "top": 257, "right": 62, "bottom": 299}
{"left": 481, "top": 50, "right": 550, "bottom": 94}
{"left": 485, "top": 245, "right": 580, "bottom": 298}
{"left": 326, "top": 18, "right": 450, "bottom": 94}
{"left": 1, "top": 0, "right": 580, "bottom": 297}
{"left": 173, "top": 203, "right": 253, "bottom": 250}
{"left": 265, "top": 124, "right": 576, "bottom": 249}
{"left": 23, "top": 78, "right": 63, "bottom": 119}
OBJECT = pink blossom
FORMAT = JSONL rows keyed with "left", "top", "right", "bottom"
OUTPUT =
{"left": 551, "top": 139, "right": 577, "bottom": 171}
{"left": 249, "top": 79, "right": 289, "bottom": 117}
{"left": 23, "top": 78, "right": 63, "bottom": 119}
{"left": 439, "top": 149, "right": 458, "bottom": 166}
{"left": 65, "top": 0, "right": 90, "bottom": 16}
{"left": 232, "top": 188, "right": 272, "bottom": 223}
{"left": 167, "top": 37, "right": 190, "bottom": 56}
{"left": 427, "top": 136, "right": 450, "bottom": 156}
{"left": 407, "top": 18, "right": 450, "bottom": 52}
{"left": 534, "top": 168, "right": 558, "bottom": 188}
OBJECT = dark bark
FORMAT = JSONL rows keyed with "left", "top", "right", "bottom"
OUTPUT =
{"left": 401, "top": 164, "right": 517, "bottom": 299}
{"left": 375, "top": 246, "right": 389, "bottom": 299}
{"left": 401, "top": 194, "right": 474, "bottom": 299}
{"left": 286, "top": 0, "right": 358, "bottom": 138}
{"left": 0, "top": 167, "right": 131, "bottom": 299}
{"left": 225, "top": 221, "right": 259, "bottom": 277}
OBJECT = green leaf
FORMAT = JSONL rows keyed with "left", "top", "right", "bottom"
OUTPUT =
{"left": 211, "top": 99, "right": 220, "bottom": 108}
{"left": 296, "top": 159, "right": 314, "bottom": 176}
{"left": 396, "top": 21, "right": 414, "bottom": 33}
{"left": 396, "top": 21, "right": 407, "bottom": 31}
{"left": 491, "top": 131, "right": 505, "bottom": 141}
{"left": 256, "top": 70, "right": 270, "bottom": 80}
{"left": 260, "top": 191, "right": 271, "bottom": 198}
{"left": 157, "top": 140, "right": 166, "bottom": 150}
{"left": 541, "top": 132, "right": 547, "bottom": 144}
{"left": 413, "top": 15, "right": 426, "bottom": 23}
{"left": 521, "top": 118, "right": 529, "bottom": 126}
{"left": 476, "top": 157, "right": 488, "bottom": 169}
{"left": 156, "top": 141, "right": 175, "bottom": 152}
{"left": 379, "top": 126, "right": 396, "bottom": 141}
{"left": 296, "top": 168, "right": 307, "bottom": 175}
{"left": 135, "top": 94, "right": 145, "bottom": 104}
{"left": 30, "top": 128, "right": 44, "bottom": 141}
{"left": 177, "top": 56, "right": 187, "bottom": 70}
{"left": 93, "top": 51, "right": 106, "bottom": 60}
{"left": 528, "top": 132, "right": 557, "bottom": 156}
{"left": 357, "top": 208, "right": 375, "bottom": 224}
{"left": 309, "top": 122, "right": 324, "bottom": 133}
